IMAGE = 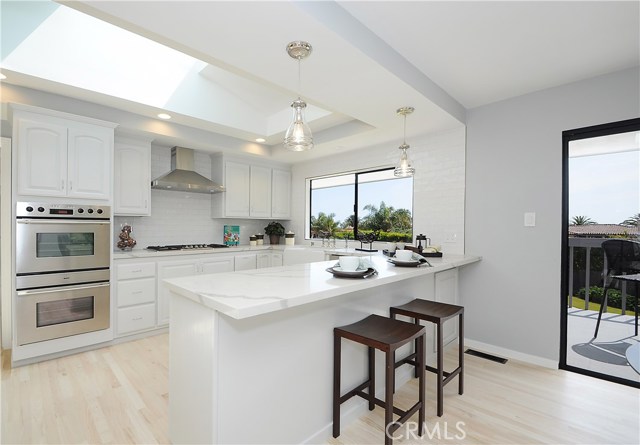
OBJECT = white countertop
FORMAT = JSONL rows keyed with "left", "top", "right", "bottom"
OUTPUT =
{"left": 164, "top": 254, "right": 480, "bottom": 320}
{"left": 112, "top": 245, "right": 376, "bottom": 260}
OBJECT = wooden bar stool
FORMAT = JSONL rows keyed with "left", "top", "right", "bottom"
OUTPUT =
{"left": 333, "top": 314, "right": 426, "bottom": 445}
{"left": 390, "top": 299, "right": 464, "bottom": 417}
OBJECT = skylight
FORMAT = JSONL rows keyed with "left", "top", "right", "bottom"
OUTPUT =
{"left": 2, "top": 1, "right": 205, "bottom": 109}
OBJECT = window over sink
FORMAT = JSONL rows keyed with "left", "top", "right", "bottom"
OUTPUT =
{"left": 307, "top": 167, "right": 413, "bottom": 243}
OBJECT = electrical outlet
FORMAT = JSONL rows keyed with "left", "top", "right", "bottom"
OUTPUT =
{"left": 444, "top": 232, "right": 457, "bottom": 243}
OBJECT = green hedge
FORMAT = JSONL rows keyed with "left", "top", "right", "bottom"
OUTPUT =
{"left": 577, "top": 286, "right": 637, "bottom": 309}
{"left": 332, "top": 229, "right": 412, "bottom": 243}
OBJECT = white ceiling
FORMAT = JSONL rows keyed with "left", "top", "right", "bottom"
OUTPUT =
{"left": 1, "top": 1, "right": 638, "bottom": 164}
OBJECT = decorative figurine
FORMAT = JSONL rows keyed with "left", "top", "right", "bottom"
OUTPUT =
{"left": 117, "top": 223, "right": 137, "bottom": 250}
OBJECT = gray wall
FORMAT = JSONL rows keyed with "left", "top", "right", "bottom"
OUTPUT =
{"left": 462, "top": 67, "right": 640, "bottom": 363}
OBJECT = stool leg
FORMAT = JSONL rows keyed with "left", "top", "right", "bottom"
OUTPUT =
{"left": 414, "top": 318, "right": 420, "bottom": 378}
{"left": 385, "top": 351, "right": 394, "bottom": 445}
{"left": 417, "top": 334, "right": 425, "bottom": 437}
{"left": 436, "top": 320, "right": 444, "bottom": 417}
{"left": 368, "top": 347, "right": 375, "bottom": 411}
{"left": 333, "top": 333, "right": 341, "bottom": 438}
{"left": 459, "top": 312, "right": 464, "bottom": 395}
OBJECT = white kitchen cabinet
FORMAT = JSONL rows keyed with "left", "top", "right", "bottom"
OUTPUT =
{"left": 271, "top": 169, "right": 291, "bottom": 219}
{"left": 256, "top": 252, "right": 271, "bottom": 269}
{"left": 211, "top": 155, "right": 291, "bottom": 219}
{"left": 234, "top": 253, "right": 257, "bottom": 271}
{"left": 114, "top": 137, "right": 151, "bottom": 216}
{"left": 434, "top": 268, "right": 459, "bottom": 347}
{"left": 220, "top": 161, "right": 250, "bottom": 217}
{"left": 157, "top": 255, "right": 235, "bottom": 325}
{"left": 115, "top": 262, "right": 156, "bottom": 336}
{"left": 271, "top": 252, "right": 283, "bottom": 267}
{"left": 249, "top": 165, "right": 271, "bottom": 218}
{"left": 13, "top": 106, "right": 115, "bottom": 200}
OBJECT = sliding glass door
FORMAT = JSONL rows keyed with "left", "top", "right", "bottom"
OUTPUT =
{"left": 561, "top": 118, "right": 640, "bottom": 387}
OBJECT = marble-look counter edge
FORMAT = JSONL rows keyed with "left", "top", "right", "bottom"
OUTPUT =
{"left": 164, "top": 254, "right": 481, "bottom": 320}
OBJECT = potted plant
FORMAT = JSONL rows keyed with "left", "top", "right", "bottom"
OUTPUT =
{"left": 264, "top": 221, "right": 285, "bottom": 245}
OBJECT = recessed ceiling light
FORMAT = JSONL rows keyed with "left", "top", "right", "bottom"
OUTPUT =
{"left": 157, "top": 113, "right": 171, "bottom": 120}
{"left": 0, "top": 73, "right": 6, "bottom": 80}
{"left": 255, "top": 138, "right": 266, "bottom": 143}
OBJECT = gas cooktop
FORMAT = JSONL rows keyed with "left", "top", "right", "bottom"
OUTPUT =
{"left": 146, "top": 244, "right": 229, "bottom": 251}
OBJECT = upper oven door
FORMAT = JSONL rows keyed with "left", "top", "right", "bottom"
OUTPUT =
{"left": 16, "top": 219, "right": 111, "bottom": 275}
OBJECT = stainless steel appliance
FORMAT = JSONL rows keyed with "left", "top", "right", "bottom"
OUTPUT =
{"left": 15, "top": 202, "right": 111, "bottom": 346}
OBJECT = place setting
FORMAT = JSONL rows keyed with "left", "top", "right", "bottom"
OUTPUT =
{"left": 387, "top": 249, "right": 432, "bottom": 267}
{"left": 326, "top": 256, "right": 377, "bottom": 278}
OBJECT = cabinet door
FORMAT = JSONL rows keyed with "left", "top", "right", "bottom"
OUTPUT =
{"left": 271, "top": 169, "right": 291, "bottom": 219}
{"left": 250, "top": 166, "right": 271, "bottom": 218}
{"left": 271, "top": 253, "right": 283, "bottom": 267}
{"left": 234, "top": 254, "right": 257, "bottom": 271}
{"left": 435, "top": 269, "right": 459, "bottom": 346}
{"left": 157, "top": 260, "right": 199, "bottom": 326}
{"left": 256, "top": 253, "right": 271, "bottom": 269}
{"left": 200, "top": 256, "right": 235, "bottom": 274}
{"left": 224, "top": 161, "right": 250, "bottom": 217}
{"left": 67, "top": 123, "right": 113, "bottom": 200}
{"left": 16, "top": 117, "right": 67, "bottom": 197}
{"left": 114, "top": 140, "right": 151, "bottom": 215}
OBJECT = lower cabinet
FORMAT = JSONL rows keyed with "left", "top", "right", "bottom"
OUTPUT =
{"left": 156, "top": 255, "right": 235, "bottom": 326}
{"left": 271, "top": 252, "right": 283, "bottom": 267}
{"left": 235, "top": 253, "right": 257, "bottom": 271}
{"left": 116, "top": 262, "right": 156, "bottom": 336}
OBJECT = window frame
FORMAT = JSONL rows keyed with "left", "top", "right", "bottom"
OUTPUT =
{"left": 306, "top": 166, "right": 414, "bottom": 241}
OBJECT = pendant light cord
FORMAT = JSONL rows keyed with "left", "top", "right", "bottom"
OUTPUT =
{"left": 297, "top": 57, "right": 302, "bottom": 100}
{"left": 403, "top": 113, "right": 407, "bottom": 145}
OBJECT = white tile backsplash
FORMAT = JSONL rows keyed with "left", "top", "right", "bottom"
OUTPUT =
{"left": 114, "top": 145, "right": 289, "bottom": 249}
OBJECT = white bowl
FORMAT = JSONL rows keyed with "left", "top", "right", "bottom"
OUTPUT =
{"left": 394, "top": 250, "right": 414, "bottom": 261}
{"left": 339, "top": 256, "right": 361, "bottom": 271}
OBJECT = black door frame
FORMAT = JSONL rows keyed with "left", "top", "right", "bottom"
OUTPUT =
{"left": 560, "top": 117, "right": 640, "bottom": 388}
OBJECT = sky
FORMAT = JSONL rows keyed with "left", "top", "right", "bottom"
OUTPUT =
{"left": 569, "top": 150, "right": 639, "bottom": 224}
{"left": 311, "top": 178, "right": 413, "bottom": 224}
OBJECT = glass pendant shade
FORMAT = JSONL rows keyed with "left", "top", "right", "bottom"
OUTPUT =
{"left": 284, "top": 98, "right": 314, "bottom": 151}
{"left": 394, "top": 143, "right": 415, "bottom": 177}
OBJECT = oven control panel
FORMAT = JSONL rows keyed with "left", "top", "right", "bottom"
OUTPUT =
{"left": 16, "top": 202, "right": 111, "bottom": 219}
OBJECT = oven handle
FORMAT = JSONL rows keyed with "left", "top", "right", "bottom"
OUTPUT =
{"left": 17, "top": 282, "right": 110, "bottom": 296}
{"left": 17, "top": 219, "right": 110, "bottom": 225}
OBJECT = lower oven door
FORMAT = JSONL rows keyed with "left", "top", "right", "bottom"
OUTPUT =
{"left": 16, "top": 282, "right": 110, "bottom": 346}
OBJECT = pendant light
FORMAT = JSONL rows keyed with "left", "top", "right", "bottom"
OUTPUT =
{"left": 394, "top": 107, "right": 416, "bottom": 177}
{"left": 284, "top": 41, "right": 314, "bottom": 152}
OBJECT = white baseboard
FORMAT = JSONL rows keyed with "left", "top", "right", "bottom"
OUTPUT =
{"left": 464, "top": 339, "right": 558, "bottom": 369}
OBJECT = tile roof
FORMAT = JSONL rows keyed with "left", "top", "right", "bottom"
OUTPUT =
{"left": 569, "top": 224, "right": 639, "bottom": 237}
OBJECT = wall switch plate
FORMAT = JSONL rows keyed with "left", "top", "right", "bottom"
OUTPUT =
{"left": 524, "top": 212, "right": 536, "bottom": 227}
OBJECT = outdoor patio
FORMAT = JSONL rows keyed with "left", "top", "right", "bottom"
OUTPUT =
{"left": 567, "top": 306, "right": 639, "bottom": 383}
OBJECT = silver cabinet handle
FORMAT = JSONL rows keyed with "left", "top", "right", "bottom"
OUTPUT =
{"left": 18, "top": 282, "right": 110, "bottom": 296}
{"left": 17, "top": 219, "right": 110, "bottom": 225}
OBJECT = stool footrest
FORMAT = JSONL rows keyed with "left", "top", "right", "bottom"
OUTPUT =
{"left": 352, "top": 391, "right": 422, "bottom": 426}
{"left": 395, "top": 352, "right": 418, "bottom": 369}
{"left": 339, "top": 380, "right": 371, "bottom": 404}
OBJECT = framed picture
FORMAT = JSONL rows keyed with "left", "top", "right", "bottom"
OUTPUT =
{"left": 223, "top": 225, "right": 240, "bottom": 246}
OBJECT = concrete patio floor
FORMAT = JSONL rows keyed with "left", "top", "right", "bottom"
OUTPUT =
{"left": 567, "top": 307, "right": 639, "bottom": 383}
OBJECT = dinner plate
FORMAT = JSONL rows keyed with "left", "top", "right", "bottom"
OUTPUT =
{"left": 387, "top": 258, "right": 423, "bottom": 267}
{"left": 326, "top": 267, "right": 377, "bottom": 278}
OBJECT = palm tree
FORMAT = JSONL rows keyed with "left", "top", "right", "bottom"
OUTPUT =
{"left": 360, "top": 202, "right": 394, "bottom": 231}
{"left": 571, "top": 215, "right": 597, "bottom": 225}
{"left": 620, "top": 213, "right": 640, "bottom": 227}
{"left": 310, "top": 212, "right": 338, "bottom": 237}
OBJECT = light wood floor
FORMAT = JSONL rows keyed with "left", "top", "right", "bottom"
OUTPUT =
{"left": 1, "top": 333, "right": 639, "bottom": 444}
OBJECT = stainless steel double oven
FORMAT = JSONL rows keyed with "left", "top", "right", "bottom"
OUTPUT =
{"left": 15, "top": 202, "right": 111, "bottom": 346}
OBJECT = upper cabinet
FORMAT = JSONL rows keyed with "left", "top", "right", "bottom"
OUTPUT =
{"left": 211, "top": 156, "right": 291, "bottom": 219}
{"left": 12, "top": 105, "right": 116, "bottom": 201}
{"left": 271, "top": 169, "right": 291, "bottom": 219}
{"left": 114, "top": 137, "right": 151, "bottom": 216}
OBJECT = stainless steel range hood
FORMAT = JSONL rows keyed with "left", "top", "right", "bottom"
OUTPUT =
{"left": 151, "top": 147, "right": 225, "bottom": 194}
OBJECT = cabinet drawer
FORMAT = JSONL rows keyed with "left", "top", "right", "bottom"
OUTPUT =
{"left": 117, "top": 304, "right": 156, "bottom": 335}
{"left": 117, "top": 262, "right": 155, "bottom": 280}
{"left": 117, "top": 278, "right": 155, "bottom": 307}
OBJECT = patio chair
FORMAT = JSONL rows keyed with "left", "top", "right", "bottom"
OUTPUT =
{"left": 593, "top": 239, "right": 640, "bottom": 338}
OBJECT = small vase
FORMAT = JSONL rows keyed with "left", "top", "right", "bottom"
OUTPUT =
{"left": 269, "top": 234, "right": 281, "bottom": 245}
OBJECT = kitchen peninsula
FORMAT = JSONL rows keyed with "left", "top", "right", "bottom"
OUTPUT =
{"left": 164, "top": 253, "right": 479, "bottom": 444}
